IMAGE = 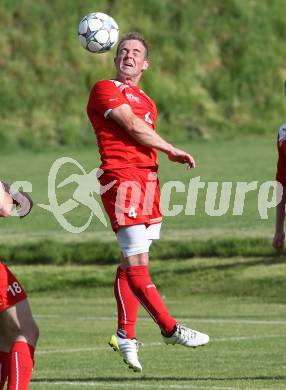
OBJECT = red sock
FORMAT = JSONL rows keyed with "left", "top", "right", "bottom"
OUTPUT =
{"left": 8, "top": 341, "right": 35, "bottom": 390}
{"left": 126, "top": 265, "right": 177, "bottom": 335}
{"left": 0, "top": 351, "right": 9, "bottom": 390}
{"left": 114, "top": 266, "right": 140, "bottom": 339}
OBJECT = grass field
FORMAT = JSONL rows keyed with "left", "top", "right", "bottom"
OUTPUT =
{"left": 2, "top": 135, "right": 285, "bottom": 388}
{"left": 0, "top": 134, "right": 278, "bottom": 245}
{"left": 8, "top": 255, "right": 286, "bottom": 390}
{"left": 32, "top": 295, "right": 286, "bottom": 390}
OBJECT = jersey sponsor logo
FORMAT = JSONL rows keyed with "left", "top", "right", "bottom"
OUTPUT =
{"left": 126, "top": 93, "right": 140, "bottom": 103}
{"left": 144, "top": 112, "right": 153, "bottom": 124}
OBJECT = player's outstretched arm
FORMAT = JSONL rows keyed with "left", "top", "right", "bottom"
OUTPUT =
{"left": 109, "top": 105, "right": 195, "bottom": 169}
{"left": 272, "top": 185, "right": 286, "bottom": 253}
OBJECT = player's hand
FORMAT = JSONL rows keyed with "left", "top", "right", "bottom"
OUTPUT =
{"left": 13, "top": 191, "right": 33, "bottom": 218}
{"left": 272, "top": 231, "right": 285, "bottom": 254}
{"left": 167, "top": 146, "right": 196, "bottom": 169}
{"left": 0, "top": 182, "right": 33, "bottom": 218}
{"left": 0, "top": 186, "right": 13, "bottom": 217}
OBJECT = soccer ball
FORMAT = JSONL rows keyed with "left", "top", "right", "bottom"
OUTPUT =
{"left": 78, "top": 12, "right": 119, "bottom": 54}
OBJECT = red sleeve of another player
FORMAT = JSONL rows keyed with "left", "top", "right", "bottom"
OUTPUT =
{"left": 88, "top": 80, "right": 129, "bottom": 118}
{"left": 282, "top": 140, "right": 286, "bottom": 157}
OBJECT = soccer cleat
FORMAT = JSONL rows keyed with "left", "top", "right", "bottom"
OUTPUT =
{"left": 108, "top": 334, "right": 142, "bottom": 372}
{"left": 162, "top": 324, "right": 209, "bottom": 347}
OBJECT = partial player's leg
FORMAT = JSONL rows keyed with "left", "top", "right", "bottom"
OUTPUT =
{"left": 0, "top": 263, "right": 39, "bottom": 389}
{"left": 1, "top": 299, "right": 39, "bottom": 390}
{"left": 109, "top": 255, "right": 142, "bottom": 372}
{"left": 114, "top": 258, "right": 140, "bottom": 340}
{"left": 0, "top": 322, "right": 10, "bottom": 390}
{"left": 109, "top": 225, "right": 152, "bottom": 372}
{"left": 113, "top": 265, "right": 140, "bottom": 341}
{"left": 117, "top": 224, "right": 177, "bottom": 333}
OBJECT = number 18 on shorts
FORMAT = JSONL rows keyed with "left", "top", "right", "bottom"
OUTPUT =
{"left": 0, "top": 263, "right": 27, "bottom": 311}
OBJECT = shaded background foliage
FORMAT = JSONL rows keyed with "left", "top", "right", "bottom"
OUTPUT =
{"left": 1, "top": 0, "right": 286, "bottom": 148}
{"left": 1, "top": 237, "right": 274, "bottom": 266}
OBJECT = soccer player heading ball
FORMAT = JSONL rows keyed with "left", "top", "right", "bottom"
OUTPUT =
{"left": 87, "top": 32, "right": 209, "bottom": 372}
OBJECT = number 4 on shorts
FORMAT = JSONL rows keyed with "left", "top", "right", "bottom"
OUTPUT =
{"left": 128, "top": 207, "right": 137, "bottom": 218}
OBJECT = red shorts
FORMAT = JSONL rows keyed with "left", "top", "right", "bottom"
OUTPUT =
{"left": 99, "top": 169, "right": 162, "bottom": 231}
{"left": 0, "top": 263, "right": 27, "bottom": 312}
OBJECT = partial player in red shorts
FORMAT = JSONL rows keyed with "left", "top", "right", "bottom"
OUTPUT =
{"left": 0, "top": 182, "right": 39, "bottom": 390}
{"left": 87, "top": 32, "right": 209, "bottom": 372}
{"left": 272, "top": 123, "right": 286, "bottom": 253}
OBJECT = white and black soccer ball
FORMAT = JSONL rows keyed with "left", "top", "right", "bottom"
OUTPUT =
{"left": 78, "top": 12, "right": 119, "bottom": 54}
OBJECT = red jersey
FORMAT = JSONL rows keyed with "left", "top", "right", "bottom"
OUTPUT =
{"left": 276, "top": 123, "right": 286, "bottom": 185}
{"left": 87, "top": 79, "right": 158, "bottom": 171}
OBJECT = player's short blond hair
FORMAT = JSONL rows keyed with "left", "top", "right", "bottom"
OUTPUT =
{"left": 116, "top": 32, "right": 149, "bottom": 59}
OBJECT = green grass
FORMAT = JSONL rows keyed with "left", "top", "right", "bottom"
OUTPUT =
{"left": 10, "top": 256, "right": 286, "bottom": 389}
{"left": 11, "top": 256, "right": 286, "bottom": 302}
{"left": 31, "top": 298, "right": 286, "bottom": 390}
{"left": 0, "top": 237, "right": 277, "bottom": 266}
{"left": 0, "top": 135, "right": 278, "bottom": 249}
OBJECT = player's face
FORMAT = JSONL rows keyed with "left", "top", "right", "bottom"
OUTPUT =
{"left": 115, "top": 40, "right": 149, "bottom": 81}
